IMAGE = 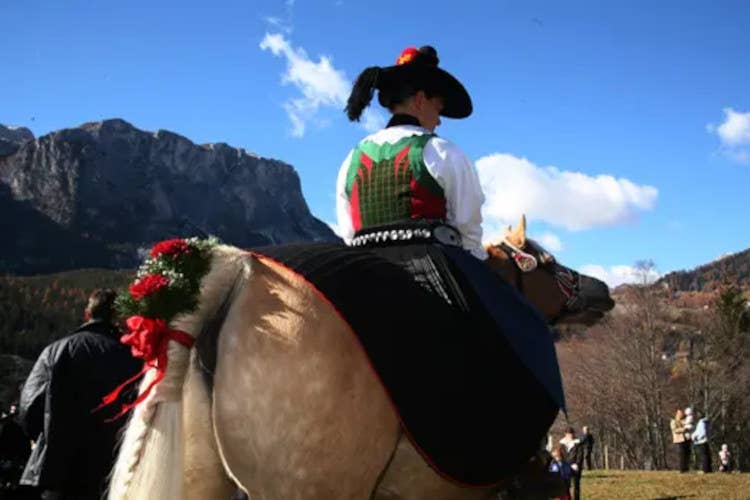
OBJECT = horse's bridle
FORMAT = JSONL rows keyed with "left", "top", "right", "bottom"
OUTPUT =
{"left": 492, "top": 238, "right": 583, "bottom": 324}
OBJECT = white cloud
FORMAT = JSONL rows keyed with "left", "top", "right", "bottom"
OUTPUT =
{"left": 537, "top": 232, "right": 563, "bottom": 252}
{"left": 260, "top": 33, "right": 386, "bottom": 137}
{"left": 263, "top": 16, "right": 293, "bottom": 34}
{"left": 260, "top": 33, "right": 348, "bottom": 137}
{"left": 476, "top": 153, "right": 658, "bottom": 231}
{"left": 716, "top": 108, "right": 750, "bottom": 146}
{"left": 579, "top": 264, "right": 661, "bottom": 288}
{"left": 707, "top": 107, "right": 750, "bottom": 163}
{"left": 262, "top": 0, "right": 295, "bottom": 34}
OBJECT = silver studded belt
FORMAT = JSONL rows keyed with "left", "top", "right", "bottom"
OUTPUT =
{"left": 350, "top": 221, "right": 462, "bottom": 248}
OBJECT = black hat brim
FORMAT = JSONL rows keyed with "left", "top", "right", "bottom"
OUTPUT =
{"left": 378, "top": 64, "right": 472, "bottom": 119}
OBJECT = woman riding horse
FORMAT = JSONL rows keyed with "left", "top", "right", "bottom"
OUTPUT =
{"left": 338, "top": 43, "right": 564, "bottom": 472}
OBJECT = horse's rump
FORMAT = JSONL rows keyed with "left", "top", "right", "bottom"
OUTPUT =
{"left": 226, "top": 243, "right": 560, "bottom": 486}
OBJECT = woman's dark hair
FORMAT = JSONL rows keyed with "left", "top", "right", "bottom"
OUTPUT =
{"left": 345, "top": 66, "right": 381, "bottom": 122}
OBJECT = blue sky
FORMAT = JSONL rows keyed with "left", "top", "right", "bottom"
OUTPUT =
{"left": 2, "top": 0, "right": 749, "bottom": 285}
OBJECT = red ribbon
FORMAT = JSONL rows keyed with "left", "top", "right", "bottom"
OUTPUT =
{"left": 94, "top": 315, "right": 194, "bottom": 421}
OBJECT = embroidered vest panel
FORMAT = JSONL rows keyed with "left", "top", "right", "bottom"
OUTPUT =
{"left": 344, "top": 133, "right": 447, "bottom": 231}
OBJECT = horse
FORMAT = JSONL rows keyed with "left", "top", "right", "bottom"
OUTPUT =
{"left": 107, "top": 215, "right": 613, "bottom": 500}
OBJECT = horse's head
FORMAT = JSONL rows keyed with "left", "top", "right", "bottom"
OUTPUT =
{"left": 485, "top": 215, "right": 614, "bottom": 326}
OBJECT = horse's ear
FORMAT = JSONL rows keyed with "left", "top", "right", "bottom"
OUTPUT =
{"left": 509, "top": 214, "right": 527, "bottom": 247}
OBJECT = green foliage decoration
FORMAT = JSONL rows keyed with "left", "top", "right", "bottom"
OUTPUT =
{"left": 116, "top": 237, "right": 219, "bottom": 323}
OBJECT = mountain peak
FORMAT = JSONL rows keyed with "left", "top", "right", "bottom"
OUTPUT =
{"left": 79, "top": 117, "right": 134, "bottom": 131}
{"left": 0, "top": 123, "right": 35, "bottom": 156}
{"left": 0, "top": 119, "right": 338, "bottom": 274}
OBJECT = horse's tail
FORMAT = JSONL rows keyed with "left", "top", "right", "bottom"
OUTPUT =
{"left": 108, "top": 245, "right": 251, "bottom": 500}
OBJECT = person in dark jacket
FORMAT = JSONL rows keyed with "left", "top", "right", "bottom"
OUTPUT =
{"left": 548, "top": 445, "right": 572, "bottom": 500}
{"left": 560, "top": 427, "right": 585, "bottom": 500}
{"left": 18, "top": 289, "right": 142, "bottom": 500}
{"left": 580, "top": 425, "right": 595, "bottom": 470}
{"left": 0, "top": 403, "right": 31, "bottom": 495}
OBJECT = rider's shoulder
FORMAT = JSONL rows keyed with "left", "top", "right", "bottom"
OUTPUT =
{"left": 425, "top": 135, "right": 470, "bottom": 162}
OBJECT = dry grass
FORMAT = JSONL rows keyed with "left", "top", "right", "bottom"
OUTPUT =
{"left": 581, "top": 470, "right": 750, "bottom": 499}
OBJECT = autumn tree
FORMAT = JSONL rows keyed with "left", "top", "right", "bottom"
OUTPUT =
{"left": 682, "top": 281, "right": 750, "bottom": 469}
{"left": 559, "top": 260, "right": 677, "bottom": 469}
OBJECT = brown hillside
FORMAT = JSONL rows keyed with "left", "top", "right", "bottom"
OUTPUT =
{"left": 658, "top": 248, "right": 750, "bottom": 293}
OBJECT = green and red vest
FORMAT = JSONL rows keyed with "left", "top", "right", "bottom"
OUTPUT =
{"left": 344, "top": 133, "right": 447, "bottom": 231}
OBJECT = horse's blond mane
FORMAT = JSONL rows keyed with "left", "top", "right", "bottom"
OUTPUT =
{"left": 108, "top": 244, "right": 252, "bottom": 500}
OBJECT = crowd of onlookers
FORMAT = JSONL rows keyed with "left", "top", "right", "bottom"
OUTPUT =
{"left": 670, "top": 406, "right": 734, "bottom": 474}
{"left": 543, "top": 410, "right": 739, "bottom": 500}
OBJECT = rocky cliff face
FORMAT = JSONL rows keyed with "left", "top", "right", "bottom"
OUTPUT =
{"left": 0, "top": 119, "right": 338, "bottom": 274}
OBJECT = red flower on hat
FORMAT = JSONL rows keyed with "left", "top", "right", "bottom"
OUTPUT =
{"left": 396, "top": 47, "right": 419, "bottom": 65}
{"left": 151, "top": 238, "right": 191, "bottom": 259}
{"left": 129, "top": 274, "right": 169, "bottom": 301}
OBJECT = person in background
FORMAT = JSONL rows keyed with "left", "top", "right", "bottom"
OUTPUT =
{"left": 683, "top": 406, "right": 694, "bottom": 458}
{"left": 560, "top": 427, "right": 584, "bottom": 500}
{"left": 18, "top": 289, "right": 142, "bottom": 500}
{"left": 548, "top": 445, "right": 572, "bottom": 500}
{"left": 691, "top": 411, "right": 712, "bottom": 473}
{"left": 0, "top": 403, "right": 31, "bottom": 495}
{"left": 718, "top": 444, "right": 731, "bottom": 473}
{"left": 670, "top": 408, "right": 689, "bottom": 472}
{"left": 683, "top": 407, "right": 694, "bottom": 433}
{"left": 580, "top": 425, "right": 595, "bottom": 470}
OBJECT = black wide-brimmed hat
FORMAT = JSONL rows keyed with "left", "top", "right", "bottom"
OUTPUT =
{"left": 345, "top": 45, "right": 473, "bottom": 121}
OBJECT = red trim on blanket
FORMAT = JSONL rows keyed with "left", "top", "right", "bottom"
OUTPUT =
{"left": 244, "top": 249, "right": 502, "bottom": 489}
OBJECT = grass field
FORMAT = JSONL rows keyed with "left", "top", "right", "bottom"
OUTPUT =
{"left": 581, "top": 470, "right": 750, "bottom": 499}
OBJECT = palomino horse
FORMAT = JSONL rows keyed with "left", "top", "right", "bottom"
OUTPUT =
{"left": 108, "top": 216, "right": 613, "bottom": 500}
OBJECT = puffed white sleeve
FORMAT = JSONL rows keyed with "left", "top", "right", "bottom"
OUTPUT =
{"left": 335, "top": 149, "right": 355, "bottom": 243}
{"left": 423, "top": 137, "right": 488, "bottom": 260}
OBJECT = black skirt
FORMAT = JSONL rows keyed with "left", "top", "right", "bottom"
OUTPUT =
{"left": 369, "top": 241, "right": 565, "bottom": 412}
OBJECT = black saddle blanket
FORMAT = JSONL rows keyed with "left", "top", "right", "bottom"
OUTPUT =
{"left": 250, "top": 243, "right": 560, "bottom": 486}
